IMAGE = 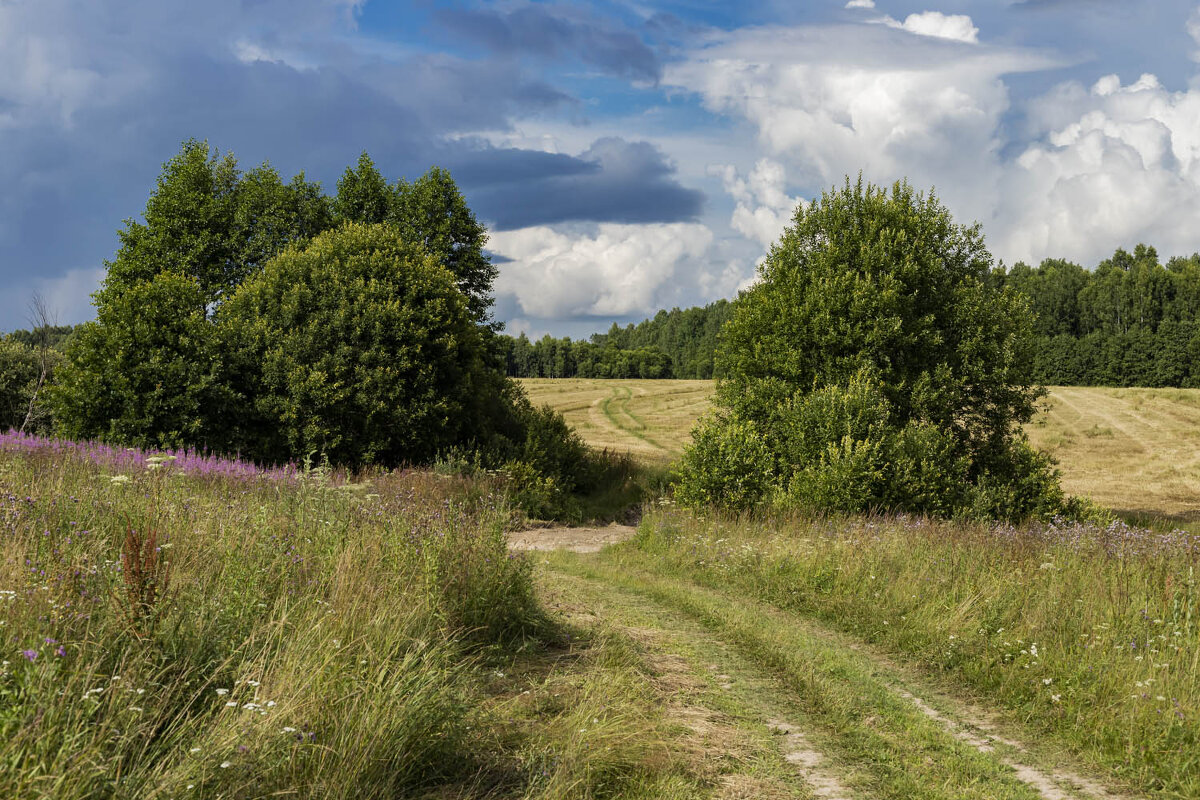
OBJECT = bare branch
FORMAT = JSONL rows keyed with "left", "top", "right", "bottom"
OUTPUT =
{"left": 19, "top": 291, "right": 59, "bottom": 434}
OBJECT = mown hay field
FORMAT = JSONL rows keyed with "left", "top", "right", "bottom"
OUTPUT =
{"left": 520, "top": 379, "right": 1200, "bottom": 521}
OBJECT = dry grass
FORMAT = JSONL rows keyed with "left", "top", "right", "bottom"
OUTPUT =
{"left": 1027, "top": 386, "right": 1200, "bottom": 521}
{"left": 519, "top": 378, "right": 711, "bottom": 462}
{"left": 521, "top": 379, "right": 1200, "bottom": 521}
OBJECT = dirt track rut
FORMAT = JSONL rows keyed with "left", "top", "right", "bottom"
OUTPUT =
{"left": 519, "top": 532, "right": 1138, "bottom": 799}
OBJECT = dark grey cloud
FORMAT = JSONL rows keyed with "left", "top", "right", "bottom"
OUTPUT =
{"left": 446, "top": 147, "right": 597, "bottom": 189}
{"left": 466, "top": 137, "right": 703, "bottom": 230}
{"left": 0, "top": 1, "right": 636, "bottom": 327}
{"left": 433, "top": 4, "right": 661, "bottom": 82}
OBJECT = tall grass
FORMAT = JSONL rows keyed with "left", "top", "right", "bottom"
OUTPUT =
{"left": 632, "top": 508, "right": 1200, "bottom": 797}
{"left": 0, "top": 443, "right": 540, "bottom": 798}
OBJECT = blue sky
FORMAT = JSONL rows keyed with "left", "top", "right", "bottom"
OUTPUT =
{"left": 4, "top": 0, "right": 1200, "bottom": 338}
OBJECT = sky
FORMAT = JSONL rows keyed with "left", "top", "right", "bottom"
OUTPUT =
{"left": 4, "top": 1, "right": 1200, "bottom": 339}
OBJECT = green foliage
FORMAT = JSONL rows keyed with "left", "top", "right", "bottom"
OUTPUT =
{"left": 499, "top": 300, "right": 734, "bottom": 379}
{"left": 5, "top": 325, "right": 75, "bottom": 350}
{"left": 501, "top": 242, "right": 1200, "bottom": 388}
{"left": 51, "top": 272, "right": 219, "bottom": 448}
{"left": 333, "top": 151, "right": 393, "bottom": 225}
{"left": 334, "top": 155, "right": 497, "bottom": 325}
{"left": 678, "top": 177, "right": 1061, "bottom": 521}
{"left": 393, "top": 167, "right": 498, "bottom": 326}
{"left": 100, "top": 139, "right": 331, "bottom": 307}
{"left": 0, "top": 339, "right": 40, "bottom": 430}
{"left": 216, "top": 223, "right": 483, "bottom": 467}
{"left": 674, "top": 414, "right": 775, "bottom": 510}
{"left": 996, "top": 247, "right": 1200, "bottom": 387}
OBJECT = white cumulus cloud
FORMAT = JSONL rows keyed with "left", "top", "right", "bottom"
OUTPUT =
{"left": 664, "top": 24, "right": 1041, "bottom": 227}
{"left": 999, "top": 72, "right": 1200, "bottom": 265}
{"left": 490, "top": 222, "right": 714, "bottom": 319}
{"left": 892, "top": 12, "right": 979, "bottom": 44}
{"left": 713, "top": 159, "right": 803, "bottom": 248}
{"left": 845, "top": 0, "right": 875, "bottom": 8}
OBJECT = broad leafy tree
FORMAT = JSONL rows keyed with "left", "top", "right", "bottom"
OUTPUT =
{"left": 678, "top": 177, "right": 1063, "bottom": 520}
{"left": 52, "top": 272, "right": 218, "bottom": 448}
{"left": 100, "top": 139, "right": 330, "bottom": 308}
{"left": 332, "top": 152, "right": 392, "bottom": 226}
{"left": 215, "top": 224, "right": 485, "bottom": 467}
{"left": 393, "top": 167, "right": 497, "bottom": 325}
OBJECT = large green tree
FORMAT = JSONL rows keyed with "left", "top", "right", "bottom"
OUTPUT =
{"left": 52, "top": 272, "right": 218, "bottom": 448}
{"left": 101, "top": 139, "right": 331, "bottom": 308}
{"left": 53, "top": 141, "right": 331, "bottom": 446}
{"left": 393, "top": 167, "right": 497, "bottom": 326}
{"left": 214, "top": 223, "right": 486, "bottom": 467}
{"left": 677, "top": 177, "right": 1062, "bottom": 520}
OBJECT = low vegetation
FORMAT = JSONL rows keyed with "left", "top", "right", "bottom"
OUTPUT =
{"left": 619, "top": 507, "right": 1200, "bottom": 796}
{"left": 0, "top": 439, "right": 712, "bottom": 799}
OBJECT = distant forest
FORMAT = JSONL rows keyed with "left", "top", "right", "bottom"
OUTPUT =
{"left": 499, "top": 300, "right": 734, "bottom": 380}
{"left": 7, "top": 245, "right": 1200, "bottom": 388}
{"left": 500, "top": 244, "right": 1200, "bottom": 387}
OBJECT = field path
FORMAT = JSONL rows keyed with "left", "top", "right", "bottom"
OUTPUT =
{"left": 519, "top": 533, "right": 1139, "bottom": 799}
{"left": 508, "top": 523, "right": 638, "bottom": 553}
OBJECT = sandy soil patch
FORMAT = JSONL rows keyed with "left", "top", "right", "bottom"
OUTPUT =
{"left": 508, "top": 523, "right": 638, "bottom": 553}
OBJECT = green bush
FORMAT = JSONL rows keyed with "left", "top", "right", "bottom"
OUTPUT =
{"left": 0, "top": 339, "right": 40, "bottom": 430}
{"left": 678, "top": 177, "right": 1064, "bottom": 521}
{"left": 216, "top": 223, "right": 484, "bottom": 467}
{"left": 883, "top": 421, "right": 971, "bottom": 516}
{"left": 51, "top": 272, "right": 219, "bottom": 449}
{"left": 674, "top": 414, "right": 775, "bottom": 511}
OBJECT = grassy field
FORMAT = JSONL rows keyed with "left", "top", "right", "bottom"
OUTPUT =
{"left": 1027, "top": 387, "right": 1200, "bottom": 521}
{"left": 0, "top": 438, "right": 727, "bottom": 799}
{"left": 520, "top": 378, "right": 711, "bottom": 463}
{"left": 521, "top": 379, "right": 1200, "bottom": 522}
{"left": 8, "top": 380, "right": 1199, "bottom": 798}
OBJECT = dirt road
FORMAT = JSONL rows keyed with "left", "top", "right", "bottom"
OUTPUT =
{"left": 515, "top": 531, "right": 1138, "bottom": 799}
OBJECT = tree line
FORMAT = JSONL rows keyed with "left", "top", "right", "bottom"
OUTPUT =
{"left": 498, "top": 300, "right": 733, "bottom": 379}
{"left": 0, "top": 140, "right": 637, "bottom": 518}
{"left": 499, "top": 246, "right": 1200, "bottom": 388}
{"left": 991, "top": 245, "right": 1200, "bottom": 387}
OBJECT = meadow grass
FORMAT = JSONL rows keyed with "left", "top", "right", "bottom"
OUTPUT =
{"left": 0, "top": 442, "right": 690, "bottom": 799}
{"left": 624, "top": 507, "right": 1200, "bottom": 797}
{"left": 521, "top": 379, "right": 1200, "bottom": 525}
{"left": 518, "top": 379, "right": 711, "bottom": 464}
{"left": 1026, "top": 386, "right": 1200, "bottom": 523}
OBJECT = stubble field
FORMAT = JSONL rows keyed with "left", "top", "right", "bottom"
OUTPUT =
{"left": 520, "top": 378, "right": 1200, "bottom": 522}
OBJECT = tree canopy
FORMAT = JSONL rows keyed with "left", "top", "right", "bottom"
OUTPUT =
{"left": 51, "top": 141, "right": 506, "bottom": 463}
{"left": 215, "top": 223, "right": 483, "bottom": 466}
{"left": 676, "top": 178, "right": 1063, "bottom": 521}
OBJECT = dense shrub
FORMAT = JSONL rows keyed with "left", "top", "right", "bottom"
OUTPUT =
{"left": 0, "top": 339, "right": 40, "bottom": 430}
{"left": 215, "top": 223, "right": 485, "bottom": 467}
{"left": 677, "top": 177, "right": 1062, "bottom": 521}
{"left": 674, "top": 414, "right": 775, "bottom": 510}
